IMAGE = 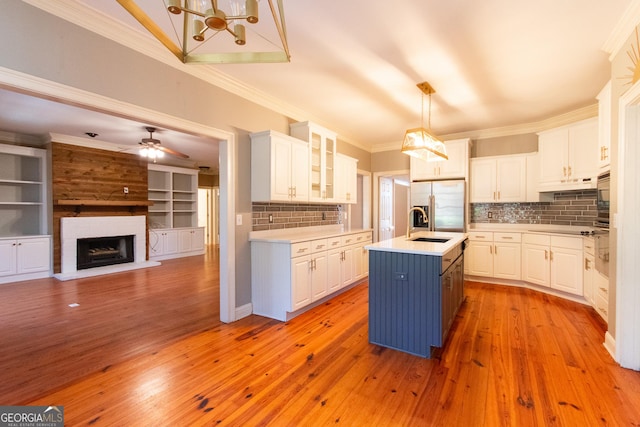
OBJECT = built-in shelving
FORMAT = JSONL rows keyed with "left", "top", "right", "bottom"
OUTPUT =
{"left": 0, "top": 144, "right": 48, "bottom": 237}
{"left": 147, "top": 164, "right": 198, "bottom": 229}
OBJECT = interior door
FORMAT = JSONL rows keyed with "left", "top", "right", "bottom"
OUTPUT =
{"left": 379, "top": 177, "right": 394, "bottom": 241}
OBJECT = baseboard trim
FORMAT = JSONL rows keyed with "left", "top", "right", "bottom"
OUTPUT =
{"left": 235, "top": 303, "right": 253, "bottom": 320}
{"left": 604, "top": 331, "right": 616, "bottom": 360}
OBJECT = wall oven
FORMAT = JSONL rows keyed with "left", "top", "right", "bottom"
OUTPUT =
{"left": 595, "top": 171, "right": 610, "bottom": 229}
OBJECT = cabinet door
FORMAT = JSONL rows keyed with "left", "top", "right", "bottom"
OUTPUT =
{"left": 271, "top": 137, "right": 293, "bottom": 201}
{"left": 311, "top": 253, "right": 328, "bottom": 301}
{"left": 496, "top": 156, "right": 526, "bottom": 202}
{"left": 291, "top": 256, "right": 312, "bottom": 310}
{"left": 583, "top": 253, "right": 595, "bottom": 305}
{"left": 470, "top": 158, "right": 496, "bottom": 202}
{"left": 597, "top": 82, "right": 611, "bottom": 170}
{"left": 439, "top": 139, "right": 468, "bottom": 178}
{"left": 164, "top": 230, "right": 179, "bottom": 255}
{"left": 16, "top": 238, "right": 50, "bottom": 274}
{"left": 0, "top": 240, "right": 17, "bottom": 276}
{"left": 493, "top": 242, "right": 521, "bottom": 280}
{"left": 191, "top": 227, "right": 205, "bottom": 251}
{"left": 327, "top": 248, "right": 342, "bottom": 293}
{"left": 567, "top": 119, "right": 598, "bottom": 182}
{"left": 341, "top": 246, "right": 354, "bottom": 287}
{"left": 290, "top": 140, "right": 309, "bottom": 202}
{"left": 410, "top": 156, "right": 440, "bottom": 181}
{"left": 539, "top": 129, "right": 569, "bottom": 184}
{"left": 522, "top": 244, "right": 550, "bottom": 287}
{"left": 344, "top": 157, "right": 358, "bottom": 204}
{"left": 467, "top": 241, "right": 493, "bottom": 277}
{"left": 550, "top": 247, "right": 583, "bottom": 295}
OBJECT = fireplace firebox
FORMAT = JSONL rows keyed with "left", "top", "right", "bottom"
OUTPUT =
{"left": 77, "top": 235, "right": 135, "bottom": 270}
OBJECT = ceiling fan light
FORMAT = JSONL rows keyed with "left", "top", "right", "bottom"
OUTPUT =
{"left": 157, "top": 149, "right": 165, "bottom": 158}
{"left": 139, "top": 146, "right": 149, "bottom": 157}
{"left": 234, "top": 24, "right": 246, "bottom": 45}
{"left": 205, "top": 9, "right": 227, "bottom": 31}
{"left": 165, "top": 0, "right": 182, "bottom": 14}
{"left": 246, "top": 0, "right": 259, "bottom": 23}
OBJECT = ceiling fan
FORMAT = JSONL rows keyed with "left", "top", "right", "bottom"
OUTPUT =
{"left": 139, "top": 126, "right": 189, "bottom": 161}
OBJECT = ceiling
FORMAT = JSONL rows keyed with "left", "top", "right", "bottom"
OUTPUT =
{"left": 0, "top": 0, "right": 634, "bottom": 171}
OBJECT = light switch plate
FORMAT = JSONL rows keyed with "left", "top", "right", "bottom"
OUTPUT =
{"left": 236, "top": 214, "right": 242, "bottom": 226}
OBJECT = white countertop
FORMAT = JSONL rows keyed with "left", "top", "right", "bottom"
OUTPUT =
{"left": 365, "top": 231, "right": 467, "bottom": 256}
{"left": 249, "top": 225, "right": 373, "bottom": 243}
{"left": 468, "top": 223, "right": 599, "bottom": 236}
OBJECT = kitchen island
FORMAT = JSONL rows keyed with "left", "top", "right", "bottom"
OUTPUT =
{"left": 365, "top": 231, "right": 467, "bottom": 358}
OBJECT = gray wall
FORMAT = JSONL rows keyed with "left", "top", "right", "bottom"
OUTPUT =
{"left": 0, "top": 2, "right": 331, "bottom": 308}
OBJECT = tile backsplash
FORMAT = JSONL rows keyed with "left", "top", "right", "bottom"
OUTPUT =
{"left": 252, "top": 202, "right": 342, "bottom": 231}
{"left": 470, "top": 190, "right": 597, "bottom": 227}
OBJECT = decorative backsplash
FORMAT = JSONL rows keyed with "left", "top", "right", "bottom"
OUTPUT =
{"left": 252, "top": 202, "right": 342, "bottom": 231}
{"left": 470, "top": 190, "right": 597, "bottom": 227}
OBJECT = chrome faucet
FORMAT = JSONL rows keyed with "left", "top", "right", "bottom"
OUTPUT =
{"left": 407, "top": 207, "right": 427, "bottom": 239}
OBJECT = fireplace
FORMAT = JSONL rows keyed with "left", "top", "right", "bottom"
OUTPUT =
{"left": 77, "top": 235, "right": 135, "bottom": 270}
{"left": 57, "top": 215, "right": 158, "bottom": 280}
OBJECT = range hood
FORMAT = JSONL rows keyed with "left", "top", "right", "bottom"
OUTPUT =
{"left": 537, "top": 177, "right": 596, "bottom": 193}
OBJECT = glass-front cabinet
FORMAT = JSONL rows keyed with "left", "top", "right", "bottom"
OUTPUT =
{"left": 290, "top": 121, "right": 337, "bottom": 203}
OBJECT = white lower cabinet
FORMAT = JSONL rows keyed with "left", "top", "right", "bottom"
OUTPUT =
{"left": 0, "top": 236, "right": 51, "bottom": 283}
{"left": 252, "top": 230, "right": 372, "bottom": 321}
{"left": 521, "top": 234, "right": 583, "bottom": 295}
{"left": 467, "top": 232, "right": 521, "bottom": 280}
{"left": 583, "top": 237, "right": 595, "bottom": 305}
{"left": 150, "top": 227, "right": 204, "bottom": 260}
{"left": 594, "top": 272, "right": 609, "bottom": 322}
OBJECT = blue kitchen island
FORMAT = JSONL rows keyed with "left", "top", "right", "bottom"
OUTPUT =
{"left": 365, "top": 232, "right": 467, "bottom": 358}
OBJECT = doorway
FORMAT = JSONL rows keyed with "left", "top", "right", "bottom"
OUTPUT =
{"left": 198, "top": 187, "right": 219, "bottom": 245}
{"left": 373, "top": 170, "right": 410, "bottom": 242}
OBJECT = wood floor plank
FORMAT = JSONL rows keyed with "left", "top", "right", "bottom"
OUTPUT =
{"left": 2, "top": 261, "right": 639, "bottom": 425}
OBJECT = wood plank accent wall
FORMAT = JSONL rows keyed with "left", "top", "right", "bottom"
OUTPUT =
{"left": 51, "top": 142, "right": 149, "bottom": 273}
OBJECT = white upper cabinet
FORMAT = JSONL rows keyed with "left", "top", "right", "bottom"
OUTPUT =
{"left": 470, "top": 154, "right": 526, "bottom": 203}
{"left": 290, "top": 121, "right": 336, "bottom": 202}
{"left": 410, "top": 138, "right": 469, "bottom": 181}
{"left": 597, "top": 81, "right": 611, "bottom": 171}
{"left": 251, "top": 130, "right": 310, "bottom": 203}
{"left": 538, "top": 118, "right": 598, "bottom": 191}
{"left": 335, "top": 154, "right": 358, "bottom": 204}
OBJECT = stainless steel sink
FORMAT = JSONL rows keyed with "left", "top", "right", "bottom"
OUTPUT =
{"left": 411, "top": 237, "right": 450, "bottom": 243}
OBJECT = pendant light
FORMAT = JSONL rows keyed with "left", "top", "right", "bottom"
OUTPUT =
{"left": 401, "top": 81, "right": 448, "bottom": 161}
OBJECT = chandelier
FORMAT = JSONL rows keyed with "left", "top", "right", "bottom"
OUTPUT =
{"left": 116, "top": 0, "right": 290, "bottom": 64}
{"left": 401, "top": 82, "right": 448, "bottom": 161}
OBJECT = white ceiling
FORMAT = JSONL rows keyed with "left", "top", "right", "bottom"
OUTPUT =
{"left": 0, "top": 0, "right": 634, "bottom": 170}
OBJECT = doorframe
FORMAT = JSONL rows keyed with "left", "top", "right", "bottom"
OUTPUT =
{"left": 373, "top": 169, "right": 409, "bottom": 242}
{"left": 615, "top": 80, "right": 640, "bottom": 369}
{"left": 0, "top": 66, "right": 238, "bottom": 323}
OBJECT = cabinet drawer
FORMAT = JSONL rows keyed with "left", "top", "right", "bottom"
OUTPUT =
{"left": 354, "top": 232, "right": 372, "bottom": 243}
{"left": 494, "top": 232, "right": 521, "bottom": 243}
{"left": 291, "top": 241, "right": 311, "bottom": 258}
{"left": 523, "top": 233, "right": 550, "bottom": 246}
{"left": 595, "top": 275, "right": 609, "bottom": 301}
{"left": 551, "top": 235, "right": 582, "bottom": 250}
{"left": 595, "top": 293, "right": 609, "bottom": 322}
{"left": 341, "top": 234, "right": 357, "bottom": 246}
{"left": 327, "top": 237, "right": 342, "bottom": 249}
{"left": 310, "top": 238, "right": 328, "bottom": 254}
{"left": 468, "top": 231, "right": 493, "bottom": 241}
{"left": 583, "top": 237, "right": 595, "bottom": 256}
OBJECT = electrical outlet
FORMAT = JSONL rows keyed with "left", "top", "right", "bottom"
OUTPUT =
{"left": 123, "top": 186, "right": 129, "bottom": 194}
{"left": 269, "top": 214, "right": 273, "bottom": 223}
{"left": 236, "top": 214, "right": 242, "bottom": 226}
{"left": 488, "top": 211, "right": 493, "bottom": 219}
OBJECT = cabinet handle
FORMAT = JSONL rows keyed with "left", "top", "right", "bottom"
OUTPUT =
{"left": 493, "top": 191, "right": 496, "bottom": 201}
{"left": 501, "top": 236, "right": 513, "bottom": 240}
{"left": 550, "top": 251, "right": 553, "bottom": 261}
{"left": 545, "top": 250, "right": 548, "bottom": 260}
{"left": 568, "top": 166, "right": 572, "bottom": 177}
{"left": 563, "top": 167, "right": 567, "bottom": 177}
{"left": 598, "top": 307, "right": 608, "bottom": 316}
{"left": 316, "top": 244, "right": 325, "bottom": 250}
{"left": 494, "top": 245, "right": 497, "bottom": 255}
{"left": 604, "top": 146, "right": 608, "bottom": 160}
{"left": 599, "top": 287, "right": 608, "bottom": 294}
{"left": 298, "top": 247, "right": 307, "bottom": 253}
{"left": 585, "top": 258, "right": 590, "bottom": 270}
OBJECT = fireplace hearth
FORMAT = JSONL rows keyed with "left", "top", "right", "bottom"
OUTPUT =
{"left": 77, "top": 235, "right": 134, "bottom": 270}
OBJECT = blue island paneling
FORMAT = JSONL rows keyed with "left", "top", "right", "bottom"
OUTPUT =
{"left": 368, "top": 250, "right": 443, "bottom": 358}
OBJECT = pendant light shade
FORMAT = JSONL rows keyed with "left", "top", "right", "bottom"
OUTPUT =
{"left": 401, "top": 82, "right": 448, "bottom": 161}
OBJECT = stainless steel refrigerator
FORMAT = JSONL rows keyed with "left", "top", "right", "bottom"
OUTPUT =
{"left": 410, "top": 180, "right": 466, "bottom": 232}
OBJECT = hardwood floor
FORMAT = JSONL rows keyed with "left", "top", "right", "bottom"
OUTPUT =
{"left": 3, "top": 251, "right": 640, "bottom": 425}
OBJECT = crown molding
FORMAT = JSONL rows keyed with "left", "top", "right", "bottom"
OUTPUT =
{"left": 0, "top": 130, "right": 45, "bottom": 146}
{"left": 602, "top": 1, "right": 640, "bottom": 59}
{"left": 370, "top": 104, "right": 598, "bottom": 153}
